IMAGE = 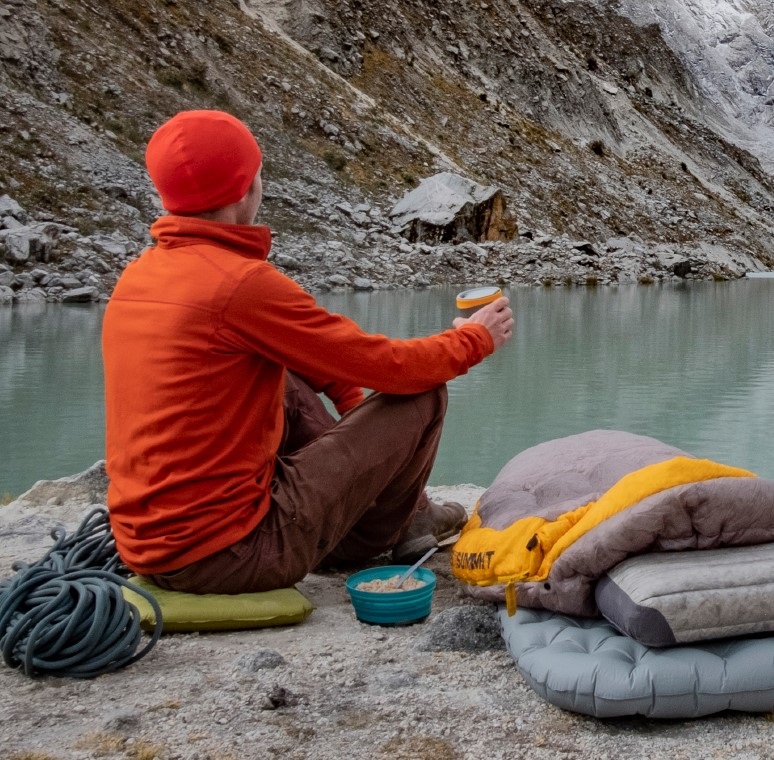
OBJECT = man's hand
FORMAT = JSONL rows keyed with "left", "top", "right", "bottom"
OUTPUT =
{"left": 453, "top": 296, "right": 514, "bottom": 351}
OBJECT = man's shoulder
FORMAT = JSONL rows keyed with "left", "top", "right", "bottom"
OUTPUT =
{"left": 109, "top": 244, "right": 269, "bottom": 306}
{"left": 228, "top": 256, "right": 304, "bottom": 294}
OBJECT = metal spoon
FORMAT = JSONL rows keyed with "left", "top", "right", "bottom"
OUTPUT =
{"left": 394, "top": 546, "right": 438, "bottom": 588}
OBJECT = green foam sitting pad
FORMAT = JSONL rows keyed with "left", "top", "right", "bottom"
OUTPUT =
{"left": 122, "top": 576, "right": 314, "bottom": 632}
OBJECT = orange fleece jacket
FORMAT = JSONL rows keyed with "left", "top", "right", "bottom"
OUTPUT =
{"left": 102, "top": 215, "right": 494, "bottom": 574}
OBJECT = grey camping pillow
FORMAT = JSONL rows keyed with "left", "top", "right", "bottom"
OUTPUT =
{"left": 595, "top": 544, "right": 774, "bottom": 647}
{"left": 500, "top": 606, "right": 774, "bottom": 718}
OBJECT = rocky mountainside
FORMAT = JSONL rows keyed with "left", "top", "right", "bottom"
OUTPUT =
{"left": 616, "top": 0, "right": 774, "bottom": 171}
{"left": 0, "top": 0, "right": 772, "bottom": 302}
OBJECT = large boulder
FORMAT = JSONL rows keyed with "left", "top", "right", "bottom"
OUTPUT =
{"left": 0, "top": 222, "right": 69, "bottom": 264}
{"left": 11, "top": 460, "right": 109, "bottom": 507}
{"left": 389, "top": 172, "right": 517, "bottom": 244}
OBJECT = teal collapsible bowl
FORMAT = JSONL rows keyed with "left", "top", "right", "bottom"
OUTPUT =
{"left": 345, "top": 566, "right": 437, "bottom": 626}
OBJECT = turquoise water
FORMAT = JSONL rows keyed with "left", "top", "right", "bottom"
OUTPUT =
{"left": 1, "top": 280, "right": 773, "bottom": 497}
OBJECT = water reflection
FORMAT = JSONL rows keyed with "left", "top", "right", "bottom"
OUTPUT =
{"left": 1, "top": 280, "right": 772, "bottom": 496}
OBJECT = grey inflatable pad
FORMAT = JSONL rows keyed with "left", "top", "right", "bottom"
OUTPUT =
{"left": 595, "top": 545, "right": 774, "bottom": 646}
{"left": 500, "top": 607, "right": 774, "bottom": 718}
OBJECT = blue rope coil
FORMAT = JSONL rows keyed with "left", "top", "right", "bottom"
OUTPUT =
{"left": 0, "top": 508, "right": 162, "bottom": 678}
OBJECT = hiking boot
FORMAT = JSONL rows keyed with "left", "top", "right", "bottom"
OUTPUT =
{"left": 392, "top": 501, "right": 468, "bottom": 564}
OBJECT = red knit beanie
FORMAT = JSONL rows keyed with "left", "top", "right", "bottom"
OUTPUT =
{"left": 145, "top": 110, "right": 262, "bottom": 215}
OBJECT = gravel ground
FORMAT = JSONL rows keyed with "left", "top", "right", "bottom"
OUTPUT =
{"left": 2, "top": 480, "right": 774, "bottom": 760}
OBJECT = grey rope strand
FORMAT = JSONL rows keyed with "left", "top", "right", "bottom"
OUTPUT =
{"left": 0, "top": 507, "right": 163, "bottom": 678}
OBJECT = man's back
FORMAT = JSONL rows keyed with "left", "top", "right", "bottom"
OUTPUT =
{"left": 102, "top": 217, "right": 281, "bottom": 575}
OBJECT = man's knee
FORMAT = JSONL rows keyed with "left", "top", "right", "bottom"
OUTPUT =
{"left": 414, "top": 383, "right": 448, "bottom": 424}
{"left": 349, "top": 384, "right": 447, "bottom": 429}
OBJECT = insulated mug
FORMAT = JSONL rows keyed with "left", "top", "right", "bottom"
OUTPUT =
{"left": 455, "top": 286, "right": 502, "bottom": 316}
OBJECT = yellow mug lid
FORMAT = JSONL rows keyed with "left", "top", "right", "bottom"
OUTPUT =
{"left": 456, "top": 286, "right": 502, "bottom": 310}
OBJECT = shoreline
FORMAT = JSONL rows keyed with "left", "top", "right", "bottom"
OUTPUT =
{"left": 2, "top": 189, "right": 767, "bottom": 308}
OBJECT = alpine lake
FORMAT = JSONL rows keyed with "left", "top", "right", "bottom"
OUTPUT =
{"left": 2, "top": 279, "right": 773, "bottom": 499}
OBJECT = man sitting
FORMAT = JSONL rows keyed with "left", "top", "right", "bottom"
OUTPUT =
{"left": 102, "top": 109, "right": 514, "bottom": 594}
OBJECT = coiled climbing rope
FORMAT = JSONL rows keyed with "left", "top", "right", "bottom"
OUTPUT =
{"left": 0, "top": 507, "right": 162, "bottom": 678}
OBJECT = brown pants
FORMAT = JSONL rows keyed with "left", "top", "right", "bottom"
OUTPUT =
{"left": 148, "top": 375, "right": 446, "bottom": 594}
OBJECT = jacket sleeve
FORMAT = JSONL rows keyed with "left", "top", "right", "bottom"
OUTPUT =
{"left": 218, "top": 263, "right": 495, "bottom": 393}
